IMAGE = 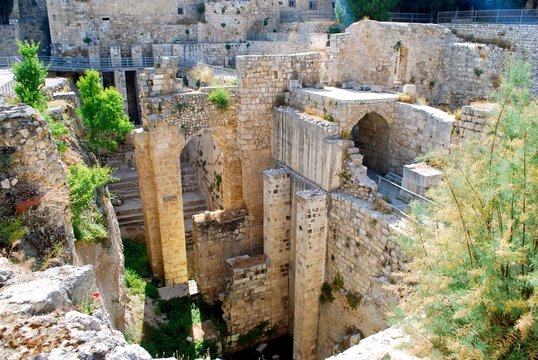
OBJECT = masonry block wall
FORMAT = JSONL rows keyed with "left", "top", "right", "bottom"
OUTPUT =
{"left": 235, "top": 53, "right": 322, "bottom": 249}
{"left": 192, "top": 209, "right": 251, "bottom": 304}
{"left": 293, "top": 189, "right": 328, "bottom": 360}
{"left": 328, "top": 20, "right": 504, "bottom": 107}
{"left": 448, "top": 24, "right": 538, "bottom": 97}
{"left": 452, "top": 103, "right": 497, "bottom": 142}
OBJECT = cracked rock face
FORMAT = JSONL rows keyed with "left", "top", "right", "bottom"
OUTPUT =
{"left": 0, "top": 260, "right": 152, "bottom": 360}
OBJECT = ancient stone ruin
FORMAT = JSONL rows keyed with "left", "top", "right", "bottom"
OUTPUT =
{"left": 1, "top": 1, "right": 537, "bottom": 359}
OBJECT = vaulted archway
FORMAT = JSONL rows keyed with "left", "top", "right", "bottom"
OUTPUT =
{"left": 351, "top": 112, "right": 390, "bottom": 175}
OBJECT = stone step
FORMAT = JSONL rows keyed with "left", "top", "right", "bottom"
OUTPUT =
{"left": 120, "top": 218, "right": 145, "bottom": 227}
{"left": 109, "top": 179, "right": 140, "bottom": 192}
{"left": 384, "top": 172, "right": 403, "bottom": 186}
{"left": 351, "top": 165, "right": 368, "bottom": 178}
{"left": 347, "top": 147, "right": 361, "bottom": 155}
{"left": 114, "top": 199, "right": 143, "bottom": 216}
{"left": 184, "top": 206, "right": 208, "bottom": 219}
{"left": 117, "top": 213, "right": 144, "bottom": 223}
{"left": 349, "top": 153, "right": 364, "bottom": 167}
{"left": 182, "top": 185, "right": 199, "bottom": 193}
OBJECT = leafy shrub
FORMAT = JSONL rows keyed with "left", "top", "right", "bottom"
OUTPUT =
{"left": 319, "top": 281, "right": 335, "bottom": 304}
{"left": 67, "top": 163, "right": 115, "bottom": 242}
{"left": 12, "top": 40, "right": 48, "bottom": 112}
{"left": 208, "top": 88, "right": 230, "bottom": 111}
{"left": 76, "top": 70, "right": 134, "bottom": 152}
{"left": 474, "top": 68, "right": 484, "bottom": 78}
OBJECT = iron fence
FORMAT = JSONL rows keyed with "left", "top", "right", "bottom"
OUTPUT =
{"left": 0, "top": 78, "right": 15, "bottom": 97}
{"left": 389, "top": 9, "right": 538, "bottom": 25}
{"left": 0, "top": 56, "right": 21, "bottom": 69}
{"left": 438, "top": 9, "right": 538, "bottom": 24}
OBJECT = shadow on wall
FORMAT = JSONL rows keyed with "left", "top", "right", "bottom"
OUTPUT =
{"left": 352, "top": 112, "right": 390, "bottom": 175}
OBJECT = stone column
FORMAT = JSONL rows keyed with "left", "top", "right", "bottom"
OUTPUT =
{"left": 110, "top": 45, "right": 122, "bottom": 68}
{"left": 293, "top": 189, "right": 328, "bottom": 360}
{"left": 114, "top": 70, "right": 128, "bottom": 112}
{"left": 132, "top": 126, "right": 188, "bottom": 285}
{"left": 131, "top": 45, "right": 143, "bottom": 67}
{"left": 263, "top": 168, "right": 292, "bottom": 333}
{"left": 89, "top": 45, "right": 100, "bottom": 69}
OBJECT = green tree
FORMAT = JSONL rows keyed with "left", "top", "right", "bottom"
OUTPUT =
{"left": 336, "top": 0, "right": 397, "bottom": 26}
{"left": 396, "top": 60, "right": 538, "bottom": 359}
{"left": 12, "top": 40, "right": 48, "bottom": 112}
{"left": 76, "top": 69, "right": 134, "bottom": 152}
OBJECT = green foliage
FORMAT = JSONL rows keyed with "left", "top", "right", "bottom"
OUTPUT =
{"left": 67, "top": 163, "right": 115, "bottom": 242}
{"left": 12, "top": 40, "right": 48, "bottom": 112}
{"left": 123, "top": 239, "right": 159, "bottom": 299}
{"left": 237, "top": 321, "right": 272, "bottom": 346}
{"left": 141, "top": 296, "right": 223, "bottom": 358}
{"left": 335, "top": 0, "right": 398, "bottom": 26}
{"left": 333, "top": 272, "right": 345, "bottom": 290}
{"left": 76, "top": 70, "right": 134, "bottom": 152}
{"left": 208, "top": 88, "right": 230, "bottom": 111}
{"left": 195, "top": 3, "right": 205, "bottom": 14}
{"left": 83, "top": 35, "right": 92, "bottom": 44}
{"left": 263, "top": 17, "right": 270, "bottom": 26}
{"left": 327, "top": 26, "right": 341, "bottom": 35}
{"left": 225, "top": 43, "right": 232, "bottom": 51}
{"left": 0, "top": 216, "right": 26, "bottom": 248}
{"left": 474, "top": 68, "right": 485, "bottom": 78}
{"left": 220, "top": 22, "right": 226, "bottom": 28}
{"left": 320, "top": 281, "right": 335, "bottom": 304}
{"left": 345, "top": 290, "right": 362, "bottom": 310}
{"left": 398, "top": 60, "right": 538, "bottom": 359}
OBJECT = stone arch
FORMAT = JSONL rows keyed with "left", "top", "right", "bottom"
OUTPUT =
{"left": 133, "top": 121, "right": 244, "bottom": 285}
{"left": 352, "top": 112, "right": 391, "bottom": 175}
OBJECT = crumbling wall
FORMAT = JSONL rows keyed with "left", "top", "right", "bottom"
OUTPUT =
{"left": 192, "top": 209, "right": 251, "bottom": 303}
{"left": 317, "top": 192, "right": 407, "bottom": 358}
{"left": 452, "top": 103, "right": 498, "bottom": 142}
{"left": 0, "top": 104, "right": 74, "bottom": 266}
{"left": 328, "top": 20, "right": 503, "bottom": 107}
{"left": 448, "top": 23, "right": 538, "bottom": 97}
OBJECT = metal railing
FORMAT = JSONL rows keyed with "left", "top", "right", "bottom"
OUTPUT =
{"left": 389, "top": 9, "right": 538, "bottom": 25}
{"left": 0, "top": 78, "right": 15, "bottom": 97}
{"left": 0, "top": 56, "right": 21, "bottom": 69}
{"left": 438, "top": 9, "right": 538, "bottom": 24}
{"left": 388, "top": 12, "right": 438, "bottom": 24}
{"left": 377, "top": 176, "right": 432, "bottom": 214}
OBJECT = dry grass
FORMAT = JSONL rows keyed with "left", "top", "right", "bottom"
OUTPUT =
{"left": 480, "top": 49, "right": 489, "bottom": 60}
{"left": 398, "top": 93, "right": 416, "bottom": 104}
{"left": 189, "top": 65, "right": 215, "bottom": 86}
{"left": 417, "top": 97, "right": 428, "bottom": 106}
{"left": 454, "top": 109, "right": 462, "bottom": 120}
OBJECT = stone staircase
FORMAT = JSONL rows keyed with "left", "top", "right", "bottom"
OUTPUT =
{"left": 181, "top": 163, "right": 208, "bottom": 255}
{"left": 109, "top": 169, "right": 145, "bottom": 241}
{"left": 345, "top": 146, "right": 378, "bottom": 190}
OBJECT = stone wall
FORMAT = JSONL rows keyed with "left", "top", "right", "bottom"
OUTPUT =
{"left": 74, "top": 194, "right": 126, "bottom": 331}
{"left": 0, "top": 24, "right": 19, "bottom": 56}
{"left": 317, "top": 192, "right": 407, "bottom": 358}
{"left": 289, "top": 88, "right": 454, "bottom": 175}
{"left": 272, "top": 107, "right": 346, "bottom": 191}
{"left": 46, "top": 0, "right": 283, "bottom": 57}
{"left": 192, "top": 209, "right": 251, "bottom": 304}
{"left": 452, "top": 103, "right": 498, "bottom": 142}
{"left": 18, "top": 0, "right": 51, "bottom": 56}
{"left": 235, "top": 52, "right": 322, "bottom": 248}
{"left": 184, "top": 132, "right": 225, "bottom": 211}
{"left": 0, "top": 104, "right": 75, "bottom": 265}
{"left": 328, "top": 20, "right": 504, "bottom": 107}
{"left": 448, "top": 23, "right": 538, "bottom": 96}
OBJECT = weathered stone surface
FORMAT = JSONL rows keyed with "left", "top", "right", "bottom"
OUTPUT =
{"left": 0, "top": 261, "right": 151, "bottom": 360}
{"left": 327, "top": 326, "right": 420, "bottom": 360}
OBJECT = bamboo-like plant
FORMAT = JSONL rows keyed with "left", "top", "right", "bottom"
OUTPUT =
{"left": 395, "top": 59, "right": 538, "bottom": 359}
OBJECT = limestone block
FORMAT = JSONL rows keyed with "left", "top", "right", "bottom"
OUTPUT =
{"left": 401, "top": 163, "right": 443, "bottom": 199}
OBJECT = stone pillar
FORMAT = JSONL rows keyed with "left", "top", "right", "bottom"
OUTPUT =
{"left": 263, "top": 168, "right": 292, "bottom": 333}
{"left": 132, "top": 126, "right": 188, "bottom": 285}
{"left": 114, "top": 70, "right": 128, "bottom": 112}
{"left": 131, "top": 45, "right": 143, "bottom": 67}
{"left": 89, "top": 45, "right": 100, "bottom": 69}
{"left": 293, "top": 189, "right": 328, "bottom": 360}
{"left": 110, "top": 45, "right": 122, "bottom": 68}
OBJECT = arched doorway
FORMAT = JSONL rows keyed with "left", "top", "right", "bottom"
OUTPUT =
{"left": 181, "top": 131, "right": 225, "bottom": 277}
{"left": 351, "top": 112, "right": 390, "bottom": 175}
